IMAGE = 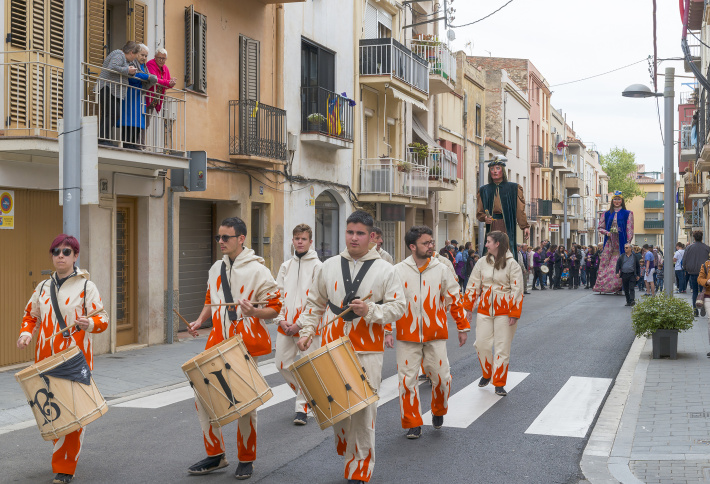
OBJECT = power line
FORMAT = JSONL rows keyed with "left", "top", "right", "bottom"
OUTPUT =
{"left": 654, "top": 96, "right": 664, "bottom": 145}
{"left": 450, "top": 0, "right": 515, "bottom": 28}
{"left": 548, "top": 57, "right": 649, "bottom": 87}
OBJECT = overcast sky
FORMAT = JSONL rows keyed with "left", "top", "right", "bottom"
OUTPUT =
{"left": 446, "top": 0, "right": 690, "bottom": 175}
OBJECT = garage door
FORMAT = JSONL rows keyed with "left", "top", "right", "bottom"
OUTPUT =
{"left": 179, "top": 199, "right": 214, "bottom": 331}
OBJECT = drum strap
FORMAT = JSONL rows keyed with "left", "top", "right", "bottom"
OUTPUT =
{"left": 220, "top": 261, "right": 239, "bottom": 322}
{"left": 50, "top": 279, "right": 70, "bottom": 338}
{"left": 328, "top": 257, "right": 380, "bottom": 321}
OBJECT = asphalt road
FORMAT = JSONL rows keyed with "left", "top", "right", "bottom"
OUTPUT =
{"left": 1, "top": 286, "right": 635, "bottom": 484}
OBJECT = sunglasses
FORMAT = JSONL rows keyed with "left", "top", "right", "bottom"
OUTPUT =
{"left": 215, "top": 235, "right": 239, "bottom": 243}
{"left": 52, "top": 248, "right": 73, "bottom": 257}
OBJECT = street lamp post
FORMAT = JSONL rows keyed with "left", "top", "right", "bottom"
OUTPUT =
{"left": 563, "top": 190, "right": 581, "bottom": 248}
{"left": 622, "top": 67, "right": 675, "bottom": 296}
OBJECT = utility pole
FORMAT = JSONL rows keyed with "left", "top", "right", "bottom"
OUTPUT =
{"left": 662, "top": 67, "right": 675, "bottom": 296}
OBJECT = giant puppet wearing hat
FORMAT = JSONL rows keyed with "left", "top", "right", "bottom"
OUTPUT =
{"left": 476, "top": 156, "right": 530, "bottom": 255}
{"left": 593, "top": 191, "right": 635, "bottom": 294}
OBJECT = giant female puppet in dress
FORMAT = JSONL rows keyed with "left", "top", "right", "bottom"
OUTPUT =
{"left": 593, "top": 191, "right": 634, "bottom": 294}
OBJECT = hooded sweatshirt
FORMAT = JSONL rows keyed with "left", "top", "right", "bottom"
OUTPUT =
{"left": 275, "top": 247, "right": 323, "bottom": 337}
{"left": 435, "top": 252, "right": 458, "bottom": 281}
{"left": 463, "top": 251, "right": 524, "bottom": 318}
{"left": 377, "top": 247, "right": 394, "bottom": 264}
{"left": 298, "top": 247, "right": 406, "bottom": 353}
{"left": 393, "top": 255, "right": 469, "bottom": 343}
{"left": 20, "top": 268, "right": 109, "bottom": 368}
{"left": 204, "top": 247, "right": 282, "bottom": 356}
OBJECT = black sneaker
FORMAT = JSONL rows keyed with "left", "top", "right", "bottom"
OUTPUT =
{"left": 188, "top": 454, "right": 228, "bottom": 475}
{"left": 478, "top": 377, "right": 490, "bottom": 387}
{"left": 432, "top": 415, "right": 444, "bottom": 429}
{"left": 235, "top": 462, "right": 253, "bottom": 480}
{"left": 695, "top": 308, "right": 700, "bottom": 317}
{"left": 293, "top": 412, "right": 307, "bottom": 426}
{"left": 532, "top": 287, "right": 539, "bottom": 290}
{"left": 53, "top": 474, "right": 73, "bottom": 484}
{"left": 348, "top": 480, "right": 366, "bottom": 484}
{"left": 406, "top": 426, "right": 422, "bottom": 439}
{"left": 494, "top": 386, "right": 507, "bottom": 396}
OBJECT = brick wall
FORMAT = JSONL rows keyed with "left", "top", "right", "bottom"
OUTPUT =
{"left": 484, "top": 70, "right": 503, "bottom": 141}
{"left": 469, "top": 56, "right": 529, "bottom": 101}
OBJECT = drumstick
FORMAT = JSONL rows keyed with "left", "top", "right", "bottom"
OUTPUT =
{"left": 207, "top": 301, "right": 270, "bottom": 307}
{"left": 173, "top": 309, "right": 191, "bottom": 328}
{"left": 50, "top": 306, "right": 104, "bottom": 339}
{"left": 307, "top": 293, "right": 374, "bottom": 344}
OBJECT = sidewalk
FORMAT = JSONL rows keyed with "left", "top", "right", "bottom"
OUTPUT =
{"left": 0, "top": 327, "right": 277, "bottom": 433}
{"left": 582, "top": 291, "right": 710, "bottom": 483}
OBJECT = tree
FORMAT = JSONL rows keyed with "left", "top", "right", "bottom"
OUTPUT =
{"left": 600, "top": 147, "right": 645, "bottom": 201}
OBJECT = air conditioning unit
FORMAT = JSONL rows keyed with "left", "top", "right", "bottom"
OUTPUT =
{"left": 551, "top": 127, "right": 557, "bottom": 134}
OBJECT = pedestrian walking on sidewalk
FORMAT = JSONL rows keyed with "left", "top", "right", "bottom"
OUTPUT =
{"left": 615, "top": 243, "right": 640, "bottom": 306}
{"left": 674, "top": 242, "right": 686, "bottom": 293}
{"left": 463, "top": 231, "right": 524, "bottom": 397}
{"left": 17, "top": 234, "right": 110, "bottom": 484}
{"left": 186, "top": 217, "right": 282, "bottom": 480}
{"left": 682, "top": 231, "right": 710, "bottom": 317}
{"left": 642, "top": 245, "right": 656, "bottom": 297}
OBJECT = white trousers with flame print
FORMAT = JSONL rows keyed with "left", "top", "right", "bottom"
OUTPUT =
{"left": 396, "top": 339, "right": 451, "bottom": 428}
{"left": 333, "top": 352, "right": 383, "bottom": 483}
{"left": 474, "top": 314, "right": 517, "bottom": 387}
{"left": 195, "top": 356, "right": 259, "bottom": 462}
{"left": 274, "top": 332, "right": 320, "bottom": 413}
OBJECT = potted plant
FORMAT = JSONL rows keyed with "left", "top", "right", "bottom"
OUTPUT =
{"left": 631, "top": 293, "right": 694, "bottom": 359}
{"left": 397, "top": 161, "right": 413, "bottom": 173}
{"left": 307, "top": 113, "right": 327, "bottom": 128}
{"left": 408, "top": 142, "right": 429, "bottom": 164}
{"left": 429, "top": 164, "right": 441, "bottom": 179}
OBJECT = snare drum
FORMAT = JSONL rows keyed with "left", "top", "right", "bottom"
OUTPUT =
{"left": 289, "top": 336, "right": 379, "bottom": 430}
{"left": 15, "top": 346, "right": 108, "bottom": 441}
{"left": 541, "top": 265, "right": 549, "bottom": 274}
{"left": 182, "top": 335, "right": 272, "bottom": 427}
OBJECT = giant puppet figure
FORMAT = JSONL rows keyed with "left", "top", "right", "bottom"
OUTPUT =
{"left": 593, "top": 191, "right": 634, "bottom": 294}
{"left": 476, "top": 157, "right": 530, "bottom": 254}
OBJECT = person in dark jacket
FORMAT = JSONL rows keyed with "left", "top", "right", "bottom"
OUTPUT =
{"left": 545, "top": 245, "right": 556, "bottom": 288}
{"left": 683, "top": 231, "right": 710, "bottom": 316}
{"left": 568, "top": 244, "right": 582, "bottom": 289}
{"left": 553, "top": 246, "right": 566, "bottom": 289}
{"left": 585, "top": 246, "right": 599, "bottom": 289}
{"left": 616, "top": 242, "right": 641, "bottom": 306}
{"left": 633, "top": 246, "right": 645, "bottom": 292}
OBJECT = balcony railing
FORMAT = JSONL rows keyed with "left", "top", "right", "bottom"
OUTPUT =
{"left": 685, "top": 181, "right": 701, "bottom": 210}
{"left": 406, "top": 146, "right": 456, "bottom": 185}
{"left": 644, "top": 220, "right": 664, "bottom": 230}
{"left": 359, "top": 157, "right": 428, "bottom": 199}
{"left": 531, "top": 145, "right": 543, "bottom": 166}
{"left": 229, "top": 99, "right": 287, "bottom": 161}
{"left": 680, "top": 90, "right": 697, "bottom": 105}
{"left": 2, "top": 50, "right": 187, "bottom": 155}
{"left": 528, "top": 199, "right": 538, "bottom": 221}
{"left": 301, "top": 86, "right": 354, "bottom": 142}
{"left": 681, "top": 122, "right": 695, "bottom": 150}
{"left": 409, "top": 37, "right": 456, "bottom": 84}
{"left": 678, "top": 187, "right": 685, "bottom": 211}
{"left": 644, "top": 199, "right": 664, "bottom": 209}
{"left": 538, "top": 199, "right": 553, "bottom": 217}
{"left": 359, "top": 38, "right": 429, "bottom": 95}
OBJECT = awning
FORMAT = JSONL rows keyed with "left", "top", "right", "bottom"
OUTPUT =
{"left": 412, "top": 116, "right": 437, "bottom": 146}
{"left": 390, "top": 87, "right": 428, "bottom": 112}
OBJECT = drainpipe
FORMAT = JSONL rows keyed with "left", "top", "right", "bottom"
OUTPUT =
{"left": 166, "top": 188, "right": 175, "bottom": 343}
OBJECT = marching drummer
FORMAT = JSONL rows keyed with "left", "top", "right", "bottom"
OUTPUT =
{"left": 16, "top": 234, "right": 109, "bottom": 484}
{"left": 274, "top": 223, "right": 323, "bottom": 425}
{"left": 391, "top": 226, "right": 469, "bottom": 439}
{"left": 186, "top": 217, "right": 281, "bottom": 480}
{"left": 297, "top": 210, "right": 405, "bottom": 484}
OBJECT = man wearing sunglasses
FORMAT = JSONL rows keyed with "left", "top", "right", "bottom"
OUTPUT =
{"left": 186, "top": 217, "right": 282, "bottom": 481}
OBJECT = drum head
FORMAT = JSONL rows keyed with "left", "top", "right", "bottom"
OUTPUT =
{"left": 541, "top": 265, "right": 549, "bottom": 273}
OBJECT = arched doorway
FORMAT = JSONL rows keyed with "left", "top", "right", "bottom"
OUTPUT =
{"left": 315, "top": 191, "right": 339, "bottom": 261}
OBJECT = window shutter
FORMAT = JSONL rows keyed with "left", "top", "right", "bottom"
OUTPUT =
{"left": 9, "top": 61, "right": 28, "bottom": 127}
{"left": 195, "top": 13, "right": 207, "bottom": 92}
{"left": 49, "top": 68, "right": 63, "bottom": 130}
{"left": 184, "top": 5, "right": 194, "bottom": 86}
{"left": 317, "top": 49, "right": 335, "bottom": 92}
{"left": 9, "top": 0, "right": 28, "bottom": 49}
{"left": 363, "top": 2, "right": 377, "bottom": 39}
{"left": 377, "top": 9, "right": 392, "bottom": 31}
{"left": 48, "top": 0, "right": 63, "bottom": 57}
{"left": 30, "top": 0, "right": 44, "bottom": 51}
{"left": 30, "top": 61, "right": 45, "bottom": 128}
{"left": 129, "top": 0, "right": 147, "bottom": 46}
{"left": 240, "top": 35, "right": 259, "bottom": 101}
{"left": 86, "top": 0, "right": 106, "bottom": 66}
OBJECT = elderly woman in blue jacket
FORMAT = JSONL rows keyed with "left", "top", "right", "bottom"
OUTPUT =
{"left": 119, "top": 43, "right": 157, "bottom": 150}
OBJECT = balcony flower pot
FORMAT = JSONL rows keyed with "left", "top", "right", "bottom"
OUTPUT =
{"left": 397, "top": 161, "right": 413, "bottom": 173}
{"left": 631, "top": 292, "right": 694, "bottom": 360}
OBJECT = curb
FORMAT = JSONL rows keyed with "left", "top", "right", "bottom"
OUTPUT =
{"left": 580, "top": 335, "right": 647, "bottom": 483}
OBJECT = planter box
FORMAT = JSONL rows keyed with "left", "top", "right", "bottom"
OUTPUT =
{"left": 652, "top": 329, "right": 679, "bottom": 359}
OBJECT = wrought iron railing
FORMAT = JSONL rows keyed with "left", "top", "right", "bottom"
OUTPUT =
{"left": 528, "top": 199, "right": 538, "bottom": 221}
{"left": 359, "top": 38, "right": 429, "bottom": 94}
{"left": 685, "top": 181, "right": 701, "bottom": 211}
{"left": 644, "top": 220, "right": 664, "bottom": 230}
{"left": 301, "top": 86, "right": 354, "bottom": 141}
{"left": 644, "top": 199, "right": 664, "bottom": 209}
{"left": 359, "top": 157, "right": 428, "bottom": 198}
{"left": 531, "top": 145, "right": 543, "bottom": 165}
{"left": 538, "top": 199, "right": 553, "bottom": 217}
{"left": 406, "top": 146, "right": 456, "bottom": 184}
{"left": 229, "top": 99, "right": 287, "bottom": 161}
{"left": 409, "top": 37, "right": 456, "bottom": 84}
{"left": 678, "top": 187, "right": 685, "bottom": 211}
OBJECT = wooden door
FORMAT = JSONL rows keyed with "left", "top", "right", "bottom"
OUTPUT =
{"left": 116, "top": 198, "right": 137, "bottom": 346}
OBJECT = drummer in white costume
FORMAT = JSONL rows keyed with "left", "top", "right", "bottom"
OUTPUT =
{"left": 297, "top": 210, "right": 405, "bottom": 484}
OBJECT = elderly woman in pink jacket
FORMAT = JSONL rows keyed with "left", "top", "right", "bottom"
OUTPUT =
{"left": 145, "top": 47, "right": 176, "bottom": 148}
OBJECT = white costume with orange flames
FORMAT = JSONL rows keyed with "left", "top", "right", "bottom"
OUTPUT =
{"left": 20, "top": 269, "right": 109, "bottom": 476}
{"left": 435, "top": 252, "right": 458, "bottom": 281}
{"left": 377, "top": 247, "right": 394, "bottom": 264}
{"left": 197, "top": 249, "right": 282, "bottom": 463}
{"left": 274, "top": 248, "right": 322, "bottom": 413}
{"left": 392, "top": 256, "right": 469, "bottom": 428}
{"left": 463, "top": 251, "right": 523, "bottom": 387}
{"left": 298, "top": 247, "right": 405, "bottom": 483}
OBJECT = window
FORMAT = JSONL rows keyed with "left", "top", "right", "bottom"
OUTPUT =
{"left": 301, "top": 39, "right": 335, "bottom": 91}
{"left": 185, "top": 6, "right": 207, "bottom": 93}
{"left": 645, "top": 212, "right": 663, "bottom": 221}
{"left": 516, "top": 126, "right": 519, "bottom": 157}
{"left": 239, "top": 35, "right": 259, "bottom": 101}
{"left": 364, "top": 3, "right": 392, "bottom": 39}
{"left": 476, "top": 104, "right": 482, "bottom": 138}
{"left": 646, "top": 192, "right": 663, "bottom": 201}
{"left": 315, "top": 192, "right": 340, "bottom": 261}
{"left": 9, "top": 0, "right": 64, "bottom": 56}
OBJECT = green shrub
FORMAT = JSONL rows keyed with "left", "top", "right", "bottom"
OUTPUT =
{"left": 630, "top": 292, "right": 694, "bottom": 338}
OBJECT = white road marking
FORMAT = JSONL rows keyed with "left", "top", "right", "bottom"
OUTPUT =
{"left": 259, "top": 362, "right": 279, "bottom": 377}
{"left": 421, "top": 372, "right": 530, "bottom": 428}
{"left": 377, "top": 374, "right": 400, "bottom": 407}
{"left": 258, "top": 384, "right": 296, "bottom": 411}
{"left": 525, "top": 376, "right": 612, "bottom": 438}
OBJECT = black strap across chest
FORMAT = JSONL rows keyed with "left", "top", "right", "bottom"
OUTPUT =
{"left": 220, "top": 261, "right": 239, "bottom": 321}
{"left": 47, "top": 276, "right": 89, "bottom": 339}
{"left": 328, "top": 257, "right": 376, "bottom": 321}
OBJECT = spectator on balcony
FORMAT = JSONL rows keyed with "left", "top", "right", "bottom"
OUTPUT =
{"left": 146, "top": 48, "right": 176, "bottom": 115}
{"left": 119, "top": 44, "right": 157, "bottom": 150}
{"left": 97, "top": 41, "right": 140, "bottom": 145}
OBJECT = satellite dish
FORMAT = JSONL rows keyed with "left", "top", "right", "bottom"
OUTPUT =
{"left": 447, "top": 29, "right": 455, "bottom": 41}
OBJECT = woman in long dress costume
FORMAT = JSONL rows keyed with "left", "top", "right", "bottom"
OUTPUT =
{"left": 593, "top": 191, "right": 634, "bottom": 293}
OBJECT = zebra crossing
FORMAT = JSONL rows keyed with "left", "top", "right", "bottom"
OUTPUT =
{"left": 115, "top": 361, "right": 612, "bottom": 438}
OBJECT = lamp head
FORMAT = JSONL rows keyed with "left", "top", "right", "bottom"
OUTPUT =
{"left": 622, "top": 84, "right": 661, "bottom": 98}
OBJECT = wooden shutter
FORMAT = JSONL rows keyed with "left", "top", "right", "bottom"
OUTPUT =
{"left": 49, "top": 67, "right": 62, "bottom": 130}
{"left": 128, "top": 0, "right": 146, "bottom": 46}
{"left": 30, "top": 0, "right": 44, "bottom": 50}
{"left": 195, "top": 13, "right": 207, "bottom": 92}
{"left": 85, "top": 0, "right": 106, "bottom": 66}
{"left": 30, "top": 61, "right": 44, "bottom": 128}
{"left": 239, "top": 35, "right": 259, "bottom": 101}
{"left": 184, "top": 5, "right": 194, "bottom": 86}
{"left": 48, "top": 0, "right": 62, "bottom": 57}
{"left": 8, "top": 61, "right": 28, "bottom": 127}
{"left": 9, "top": 0, "right": 28, "bottom": 49}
